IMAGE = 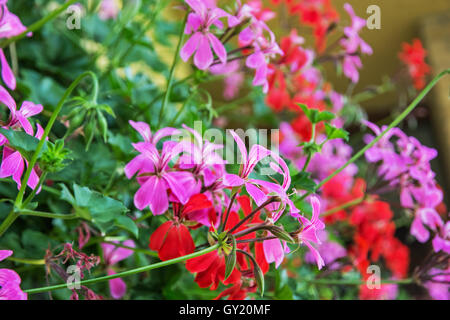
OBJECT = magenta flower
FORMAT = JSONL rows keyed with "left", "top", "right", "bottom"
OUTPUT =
{"left": 263, "top": 236, "right": 290, "bottom": 268}
{"left": 125, "top": 121, "right": 196, "bottom": 215}
{"left": 180, "top": 0, "right": 232, "bottom": 70}
{"left": 339, "top": 3, "right": 372, "bottom": 83}
{"left": 296, "top": 196, "right": 325, "bottom": 270}
{"left": 239, "top": 20, "right": 283, "bottom": 92}
{"left": 305, "top": 230, "right": 346, "bottom": 269}
{"left": 101, "top": 241, "right": 135, "bottom": 299}
{"left": 432, "top": 221, "right": 450, "bottom": 254}
{"left": 423, "top": 267, "right": 450, "bottom": 300}
{"left": 0, "top": 250, "right": 27, "bottom": 300}
{"left": 0, "top": 1, "right": 29, "bottom": 90}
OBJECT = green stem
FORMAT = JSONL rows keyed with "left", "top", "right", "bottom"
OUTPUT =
{"left": 24, "top": 244, "right": 220, "bottom": 295}
{"left": 1, "top": 0, "right": 79, "bottom": 48}
{"left": 299, "top": 69, "right": 450, "bottom": 201}
{"left": 21, "top": 172, "right": 48, "bottom": 209}
{"left": 321, "top": 197, "right": 364, "bottom": 217}
{"left": 16, "top": 71, "right": 98, "bottom": 208}
{"left": 19, "top": 209, "right": 78, "bottom": 220}
{"left": 156, "top": 12, "right": 188, "bottom": 129}
{"left": 7, "top": 257, "right": 46, "bottom": 265}
{"left": 0, "top": 71, "right": 98, "bottom": 238}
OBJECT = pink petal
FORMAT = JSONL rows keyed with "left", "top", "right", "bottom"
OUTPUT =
{"left": 0, "top": 150, "right": 22, "bottom": 178}
{"left": 163, "top": 171, "right": 193, "bottom": 204}
{"left": 134, "top": 176, "right": 168, "bottom": 214}
{"left": 194, "top": 34, "right": 213, "bottom": 70}
{"left": 222, "top": 173, "right": 244, "bottom": 187}
{"left": 245, "top": 182, "right": 267, "bottom": 206}
{"left": 304, "top": 241, "right": 324, "bottom": 270}
{"left": 0, "top": 250, "right": 13, "bottom": 262}
{"left": 129, "top": 120, "right": 152, "bottom": 142}
{"left": 0, "top": 84, "right": 16, "bottom": 115}
{"left": 0, "top": 49, "right": 15, "bottom": 90}
{"left": 107, "top": 269, "right": 127, "bottom": 299}
{"left": 207, "top": 33, "right": 226, "bottom": 65}
{"left": 180, "top": 32, "right": 202, "bottom": 62}
{"left": 263, "top": 238, "right": 285, "bottom": 268}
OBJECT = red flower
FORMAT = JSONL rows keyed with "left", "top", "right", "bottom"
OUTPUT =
{"left": 149, "top": 221, "right": 195, "bottom": 261}
{"left": 149, "top": 194, "right": 213, "bottom": 261}
{"left": 399, "top": 39, "right": 431, "bottom": 90}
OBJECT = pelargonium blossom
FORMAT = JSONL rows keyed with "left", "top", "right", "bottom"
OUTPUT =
{"left": 101, "top": 240, "right": 135, "bottom": 299}
{"left": 339, "top": 3, "right": 372, "bottom": 83}
{"left": 0, "top": 1, "right": 29, "bottom": 90}
{"left": 295, "top": 196, "right": 325, "bottom": 269}
{"left": 180, "top": 0, "right": 234, "bottom": 70}
{"left": 0, "top": 250, "right": 27, "bottom": 300}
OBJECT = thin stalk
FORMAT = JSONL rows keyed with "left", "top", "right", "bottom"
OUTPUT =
{"left": 320, "top": 197, "right": 364, "bottom": 217}
{"left": 228, "top": 197, "right": 279, "bottom": 235}
{"left": 157, "top": 12, "right": 188, "bottom": 129}
{"left": 24, "top": 244, "right": 220, "bottom": 295}
{"left": 299, "top": 69, "right": 450, "bottom": 201}
{"left": 220, "top": 191, "right": 238, "bottom": 233}
{"left": 19, "top": 210, "right": 78, "bottom": 220}
{"left": 1, "top": 0, "right": 79, "bottom": 48}
{"left": 7, "top": 257, "right": 45, "bottom": 265}
{"left": 21, "top": 172, "right": 48, "bottom": 209}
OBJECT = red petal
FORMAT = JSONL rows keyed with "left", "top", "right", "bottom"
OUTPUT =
{"left": 149, "top": 221, "right": 173, "bottom": 251}
{"left": 186, "top": 250, "right": 218, "bottom": 273}
{"left": 182, "top": 193, "right": 213, "bottom": 215}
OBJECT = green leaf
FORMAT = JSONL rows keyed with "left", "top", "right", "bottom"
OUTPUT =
{"left": 0, "top": 128, "right": 48, "bottom": 161}
{"left": 324, "top": 123, "right": 349, "bottom": 141}
{"left": 298, "top": 103, "right": 335, "bottom": 124}
{"left": 291, "top": 172, "right": 317, "bottom": 193}
{"left": 224, "top": 235, "right": 237, "bottom": 281}
{"left": 115, "top": 215, "right": 139, "bottom": 238}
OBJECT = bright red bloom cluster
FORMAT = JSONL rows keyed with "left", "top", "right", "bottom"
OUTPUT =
{"left": 398, "top": 38, "right": 431, "bottom": 90}
{"left": 271, "top": 0, "right": 339, "bottom": 52}
{"left": 321, "top": 173, "right": 410, "bottom": 282}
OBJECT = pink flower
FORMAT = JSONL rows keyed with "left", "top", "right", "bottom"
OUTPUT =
{"left": 239, "top": 20, "right": 283, "bottom": 92}
{"left": 180, "top": 0, "right": 232, "bottom": 70}
{"left": 296, "top": 196, "right": 325, "bottom": 270}
{"left": 101, "top": 240, "right": 135, "bottom": 299}
{"left": 0, "top": 250, "right": 27, "bottom": 300}
{"left": 432, "top": 221, "right": 450, "bottom": 254}
{"left": 263, "top": 236, "right": 290, "bottom": 268}
{"left": 0, "top": 124, "right": 44, "bottom": 191}
{"left": 125, "top": 121, "right": 196, "bottom": 215}
{"left": 305, "top": 230, "right": 346, "bottom": 269}
{"left": 424, "top": 267, "right": 450, "bottom": 300}
{"left": 99, "top": 0, "right": 120, "bottom": 20}
{"left": 339, "top": 3, "right": 372, "bottom": 83}
{"left": 0, "top": 1, "right": 29, "bottom": 90}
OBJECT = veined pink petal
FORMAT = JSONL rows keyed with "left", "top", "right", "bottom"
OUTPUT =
{"left": 16, "top": 114, "right": 33, "bottom": 135}
{"left": 263, "top": 238, "right": 285, "bottom": 268}
{"left": 134, "top": 176, "right": 168, "bottom": 214}
{"left": 152, "top": 127, "right": 180, "bottom": 145}
{"left": 107, "top": 269, "right": 127, "bottom": 299}
{"left": 194, "top": 34, "right": 213, "bottom": 70}
{"left": 129, "top": 120, "right": 152, "bottom": 142}
{"left": 0, "top": 49, "right": 15, "bottom": 90}
{"left": 222, "top": 173, "right": 244, "bottom": 187}
{"left": 411, "top": 215, "right": 430, "bottom": 243}
{"left": 245, "top": 182, "right": 267, "bottom": 206}
{"left": 103, "top": 240, "right": 135, "bottom": 266}
{"left": 0, "top": 150, "right": 22, "bottom": 178}
{"left": 303, "top": 241, "right": 324, "bottom": 270}
{"left": 180, "top": 32, "right": 202, "bottom": 62}
{"left": 245, "top": 144, "right": 271, "bottom": 176}
{"left": 163, "top": 171, "right": 193, "bottom": 204}
{"left": 0, "top": 250, "right": 13, "bottom": 262}
{"left": 229, "top": 130, "right": 248, "bottom": 171}
{"left": 124, "top": 154, "right": 147, "bottom": 179}
{"left": 19, "top": 101, "right": 43, "bottom": 118}
{"left": 0, "top": 84, "right": 16, "bottom": 115}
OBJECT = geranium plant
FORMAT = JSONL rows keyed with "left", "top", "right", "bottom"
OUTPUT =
{"left": 0, "top": 0, "right": 448, "bottom": 300}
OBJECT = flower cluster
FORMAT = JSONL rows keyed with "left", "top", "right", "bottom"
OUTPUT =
{"left": 399, "top": 38, "right": 430, "bottom": 90}
{"left": 363, "top": 121, "right": 446, "bottom": 247}
{"left": 180, "top": 0, "right": 282, "bottom": 93}
{"left": 125, "top": 120, "right": 326, "bottom": 298}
